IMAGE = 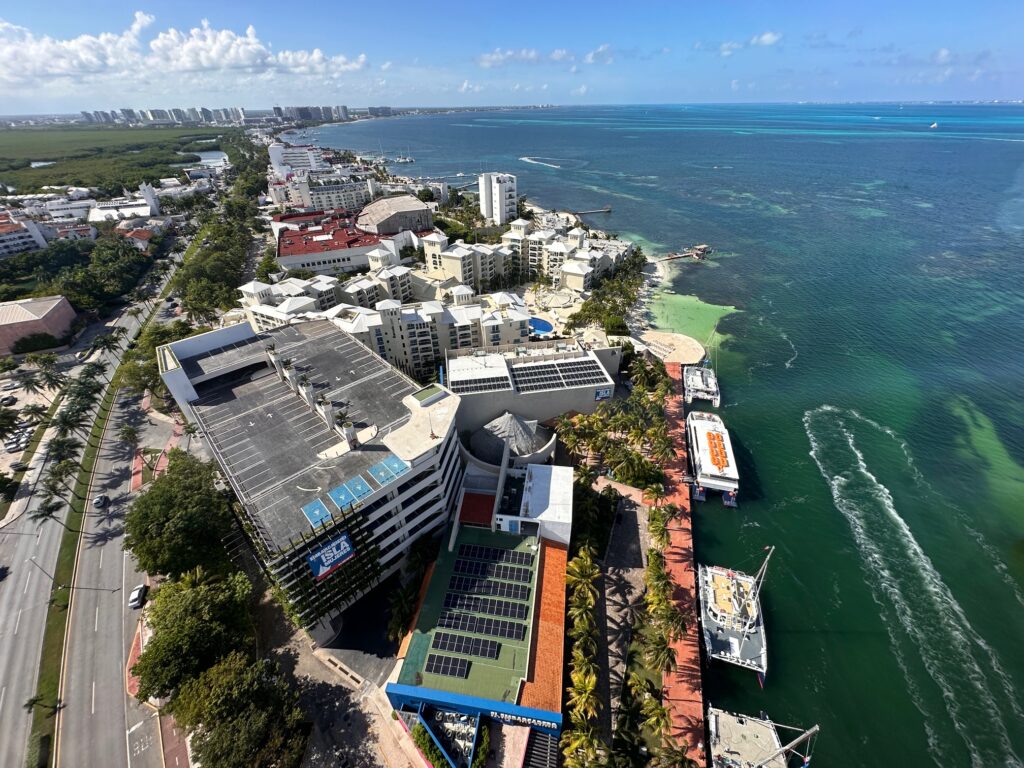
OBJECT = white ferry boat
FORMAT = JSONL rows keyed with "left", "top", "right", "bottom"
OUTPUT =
{"left": 698, "top": 547, "right": 773, "bottom": 677}
{"left": 686, "top": 410, "right": 739, "bottom": 506}
{"left": 684, "top": 363, "right": 721, "bottom": 407}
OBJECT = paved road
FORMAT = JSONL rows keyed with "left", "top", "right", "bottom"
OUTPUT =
{"left": 0, "top": 259, "right": 177, "bottom": 767}
{"left": 55, "top": 392, "right": 166, "bottom": 768}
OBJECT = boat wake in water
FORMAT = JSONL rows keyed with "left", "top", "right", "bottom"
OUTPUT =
{"left": 780, "top": 330, "right": 799, "bottom": 368}
{"left": 804, "top": 405, "right": 1023, "bottom": 767}
{"left": 519, "top": 156, "right": 561, "bottom": 169}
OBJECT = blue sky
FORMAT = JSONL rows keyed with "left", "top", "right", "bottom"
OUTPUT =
{"left": 1, "top": 0, "right": 1021, "bottom": 112}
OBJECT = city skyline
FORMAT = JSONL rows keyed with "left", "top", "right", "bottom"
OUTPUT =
{"left": 1, "top": 0, "right": 1022, "bottom": 113}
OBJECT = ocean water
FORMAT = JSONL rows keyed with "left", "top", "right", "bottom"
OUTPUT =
{"left": 310, "top": 105, "right": 1024, "bottom": 766}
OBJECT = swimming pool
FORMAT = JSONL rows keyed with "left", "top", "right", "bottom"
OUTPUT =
{"left": 529, "top": 317, "right": 554, "bottom": 334}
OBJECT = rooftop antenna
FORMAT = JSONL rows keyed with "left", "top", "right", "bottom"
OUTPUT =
{"left": 428, "top": 411, "right": 438, "bottom": 439}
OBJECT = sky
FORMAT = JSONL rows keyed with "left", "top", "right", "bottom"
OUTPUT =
{"left": 1, "top": 0, "right": 1022, "bottom": 113}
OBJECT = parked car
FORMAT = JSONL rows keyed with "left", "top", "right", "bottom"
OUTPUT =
{"left": 0, "top": 396, "right": 17, "bottom": 407}
{"left": 127, "top": 584, "right": 149, "bottom": 609}
{"left": 1, "top": 381, "right": 19, "bottom": 391}
{"left": 92, "top": 494, "right": 109, "bottom": 509}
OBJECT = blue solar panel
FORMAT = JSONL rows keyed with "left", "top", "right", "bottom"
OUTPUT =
{"left": 301, "top": 499, "right": 332, "bottom": 527}
{"left": 328, "top": 484, "right": 356, "bottom": 510}
{"left": 346, "top": 476, "right": 373, "bottom": 500}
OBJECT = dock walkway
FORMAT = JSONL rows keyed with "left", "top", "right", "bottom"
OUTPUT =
{"left": 661, "top": 362, "right": 706, "bottom": 764}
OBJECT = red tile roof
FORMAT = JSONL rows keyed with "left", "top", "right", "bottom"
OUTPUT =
{"left": 277, "top": 217, "right": 380, "bottom": 258}
{"left": 125, "top": 229, "right": 154, "bottom": 241}
{"left": 0, "top": 222, "right": 23, "bottom": 235}
{"left": 518, "top": 539, "right": 567, "bottom": 714}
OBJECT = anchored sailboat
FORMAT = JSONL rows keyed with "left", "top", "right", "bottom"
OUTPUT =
{"left": 698, "top": 546, "right": 774, "bottom": 676}
{"left": 708, "top": 705, "right": 819, "bottom": 767}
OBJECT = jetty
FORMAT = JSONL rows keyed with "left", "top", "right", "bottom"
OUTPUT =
{"left": 661, "top": 361, "right": 707, "bottom": 765}
{"left": 661, "top": 244, "right": 714, "bottom": 262}
{"left": 572, "top": 205, "right": 613, "bottom": 215}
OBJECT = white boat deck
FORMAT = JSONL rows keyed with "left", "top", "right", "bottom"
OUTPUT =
{"left": 687, "top": 411, "right": 739, "bottom": 492}
{"left": 709, "top": 708, "right": 787, "bottom": 768}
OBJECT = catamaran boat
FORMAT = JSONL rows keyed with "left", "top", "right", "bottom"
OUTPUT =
{"left": 708, "top": 705, "right": 819, "bottom": 768}
{"left": 698, "top": 547, "right": 773, "bottom": 678}
{"left": 686, "top": 411, "right": 739, "bottom": 506}
{"left": 684, "top": 363, "right": 721, "bottom": 407}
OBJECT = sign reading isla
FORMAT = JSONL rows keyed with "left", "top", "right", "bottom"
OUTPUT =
{"left": 307, "top": 532, "right": 356, "bottom": 580}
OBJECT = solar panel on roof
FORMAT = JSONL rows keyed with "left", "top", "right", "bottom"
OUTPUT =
{"left": 443, "top": 593, "right": 529, "bottom": 620}
{"left": 424, "top": 653, "right": 470, "bottom": 678}
{"left": 457, "top": 544, "right": 534, "bottom": 566}
{"left": 448, "top": 375, "right": 512, "bottom": 395}
{"left": 437, "top": 611, "right": 526, "bottom": 641}
{"left": 431, "top": 631, "right": 500, "bottom": 659}
{"left": 453, "top": 559, "right": 531, "bottom": 584}
{"left": 447, "top": 576, "right": 530, "bottom": 601}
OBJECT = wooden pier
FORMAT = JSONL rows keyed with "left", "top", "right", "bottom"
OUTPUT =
{"left": 573, "top": 205, "right": 613, "bottom": 215}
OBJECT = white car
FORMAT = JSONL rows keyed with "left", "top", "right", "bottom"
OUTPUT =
{"left": 127, "top": 584, "right": 148, "bottom": 609}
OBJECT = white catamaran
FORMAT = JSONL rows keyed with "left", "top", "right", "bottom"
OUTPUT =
{"left": 686, "top": 410, "right": 739, "bottom": 506}
{"left": 699, "top": 546, "right": 774, "bottom": 678}
{"left": 708, "top": 705, "right": 819, "bottom": 768}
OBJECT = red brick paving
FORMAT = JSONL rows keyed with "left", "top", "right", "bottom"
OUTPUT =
{"left": 159, "top": 713, "right": 191, "bottom": 768}
{"left": 125, "top": 622, "right": 143, "bottom": 699}
{"left": 661, "top": 362, "right": 707, "bottom": 765}
{"left": 518, "top": 540, "right": 568, "bottom": 714}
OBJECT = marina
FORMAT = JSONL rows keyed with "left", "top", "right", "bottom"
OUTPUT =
{"left": 698, "top": 547, "right": 774, "bottom": 677}
{"left": 686, "top": 410, "right": 740, "bottom": 506}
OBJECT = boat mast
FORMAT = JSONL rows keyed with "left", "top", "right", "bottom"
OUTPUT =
{"left": 752, "top": 723, "right": 820, "bottom": 768}
{"left": 737, "top": 546, "right": 774, "bottom": 649}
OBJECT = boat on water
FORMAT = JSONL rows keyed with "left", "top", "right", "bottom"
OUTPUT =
{"left": 686, "top": 410, "right": 739, "bottom": 506}
{"left": 698, "top": 546, "right": 773, "bottom": 676}
{"left": 708, "top": 704, "right": 819, "bottom": 768}
{"left": 684, "top": 362, "right": 721, "bottom": 407}
{"left": 395, "top": 155, "right": 415, "bottom": 164}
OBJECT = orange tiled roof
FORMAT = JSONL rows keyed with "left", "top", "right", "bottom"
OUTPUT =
{"left": 518, "top": 539, "right": 567, "bottom": 714}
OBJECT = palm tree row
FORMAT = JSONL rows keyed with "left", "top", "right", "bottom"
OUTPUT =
{"left": 561, "top": 545, "right": 607, "bottom": 768}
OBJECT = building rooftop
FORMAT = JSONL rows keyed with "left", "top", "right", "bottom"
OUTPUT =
{"left": 446, "top": 340, "right": 614, "bottom": 396}
{"left": 0, "top": 295, "right": 70, "bottom": 325}
{"left": 180, "top": 320, "right": 457, "bottom": 550}
{"left": 397, "top": 526, "right": 541, "bottom": 704}
{"left": 278, "top": 216, "right": 381, "bottom": 258}
{"left": 356, "top": 195, "right": 429, "bottom": 229}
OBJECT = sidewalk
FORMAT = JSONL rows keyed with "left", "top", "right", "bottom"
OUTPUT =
{"left": 661, "top": 362, "right": 706, "bottom": 765}
{"left": 126, "top": 619, "right": 191, "bottom": 767}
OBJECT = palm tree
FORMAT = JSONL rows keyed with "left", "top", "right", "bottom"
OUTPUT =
{"left": 46, "top": 460, "right": 82, "bottom": 500}
{"left": 47, "top": 435, "right": 83, "bottom": 463}
{"left": 18, "top": 373, "right": 54, "bottom": 404}
{"left": 50, "top": 409, "right": 94, "bottom": 445}
{"left": 574, "top": 462, "right": 597, "bottom": 489}
{"left": 90, "top": 333, "right": 121, "bottom": 356}
{"left": 567, "top": 666, "right": 600, "bottom": 721}
{"left": 24, "top": 352, "right": 59, "bottom": 371}
{"left": 0, "top": 406, "right": 18, "bottom": 442}
{"left": 182, "top": 422, "right": 199, "bottom": 452}
{"left": 38, "top": 368, "right": 68, "bottom": 394}
{"left": 644, "top": 628, "right": 677, "bottom": 674}
{"left": 118, "top": 424, "right": 141, "bottom": 462}
{"left": 650, "top": 737, "right": 699, "bottom": 768}
{"left": 80, "top": 360, "right": 110, "bottom": 383}
{"left": 20, "top": 403, "right": 48, "bottom": 424}
{"left": 566, "top": 546, "right": 600, "bottom": 603}
{"left": 560, "top": 723, "right": 601, "bottom": 768}
{"left": 649, "top": 513, "right": 669, "bottom": 549}
{"left": 641, "top": 696, "right": 672, "bottom": 739}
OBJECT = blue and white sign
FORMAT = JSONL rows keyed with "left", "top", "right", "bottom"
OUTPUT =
{"left": 594, "top": 387, "right": 612, "bottom": 401}
{"left": 308, "top": 532, "right": 355, "bottom": 581}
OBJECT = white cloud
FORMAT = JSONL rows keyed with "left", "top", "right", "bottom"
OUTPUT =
{"left": 458, "top": 79, "right": 483, "bottom": 93}
{"left": 731, "top": 79, "right": 740, "bottom": 92}
{"left": 380, "top": 61, "right": 392, "bottom": 71}
{"left": 0, "top": 13, "right": 367, "bottom": 89}
{"left": 570, "top": 64, "right": 579, "bottom": 74}
{"left": 573, "top": 84, "right": 588, "bottom": 96}
{"left": 550, "top": 49, "right": 571, "bottom": 61}
{"left": 541, "top": 83, "right": 548, "bottom": 91}
{"left": 477, "top": 47, "right": 539, "bottom": 68}
{"left": 720, "top": 41, "right": 742, "bottom": 57}
{"left": 750, "top": 31, "right": 783, "bottom": 46}
{"left": 583, "top": 43, "right": 613, "bottom": 65}
{"left": 932, "top": 47, "right": 953, "bottom": 65}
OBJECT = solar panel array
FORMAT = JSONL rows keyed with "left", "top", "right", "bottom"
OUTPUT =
{"left": 424, "top": 653, "right": 470, "bottom": 678}
{"left": 438, "top": 611, "right": 526, "bottom": 641}
{"left": 458, "top": 544, "right": 534, "bottom": 566}
{"left": 431, "top": 631, "right": 500, "bottom": 660}
{"left": 447, "top": 375, "right": 512, "bottom": 395}
{"left": 454, "top": 559, "right": 531, "bottom": 584}
{"left": 444, "top": 593, "right": 529, "bottom": 620}
{"left": 448, "top": 576, "right": 530, "bottom": 602}
{"left": 508, "top": 358, "right": 611, "bottom": 394}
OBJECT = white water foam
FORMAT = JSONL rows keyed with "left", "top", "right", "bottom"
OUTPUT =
{"left": 519, "top": 156, "right": 561, "bottom": 169}
{"left": 804, "top": 405, "right": 1024, "bottom": 767}
{"left": 780, "top": 330, "right": 799, "bottom": 368}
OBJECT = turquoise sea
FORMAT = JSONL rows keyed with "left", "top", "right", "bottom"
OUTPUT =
{"left": 309, "top": 105, "right": 1024, "bottom": 766}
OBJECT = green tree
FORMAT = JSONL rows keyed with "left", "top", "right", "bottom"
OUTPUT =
{"left": 171, "top": 651, "right": 306, "bottom": 768}
{"left": 131, "top": 571, "right": 252, "bottom": 701}
{"left": 20, "top": 402, "right": 48, "bottom": 424}
{"left": 124, "top": 450, "right": 233, "bottom": 576}
{"left": 0, "top": 406, "right": 18, "bottom": 442}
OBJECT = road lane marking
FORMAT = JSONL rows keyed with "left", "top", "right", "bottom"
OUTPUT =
{"left": 127, "top": 721, "right": 143, "bottom": 734}
{"left": 99, "top": 549, "right": 103, "bottom": 569}
{"left": 91, "top": 681, "right": 95, "bottom": 715}
{"left": 0, "top": 686, "right": 5, "bottom": 715}
{"left": 14, "top": 609, "right": 22, "bottom": 635}
{"left": 95, "top": 606, "right": 99, "bottom": 632}
{"left": 23, "top": 569, "right": 31, "bottom": 594}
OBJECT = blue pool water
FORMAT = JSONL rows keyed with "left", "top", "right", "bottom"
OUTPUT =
{"left": 529, "top": 317, "right": 553, "bottom": 334}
